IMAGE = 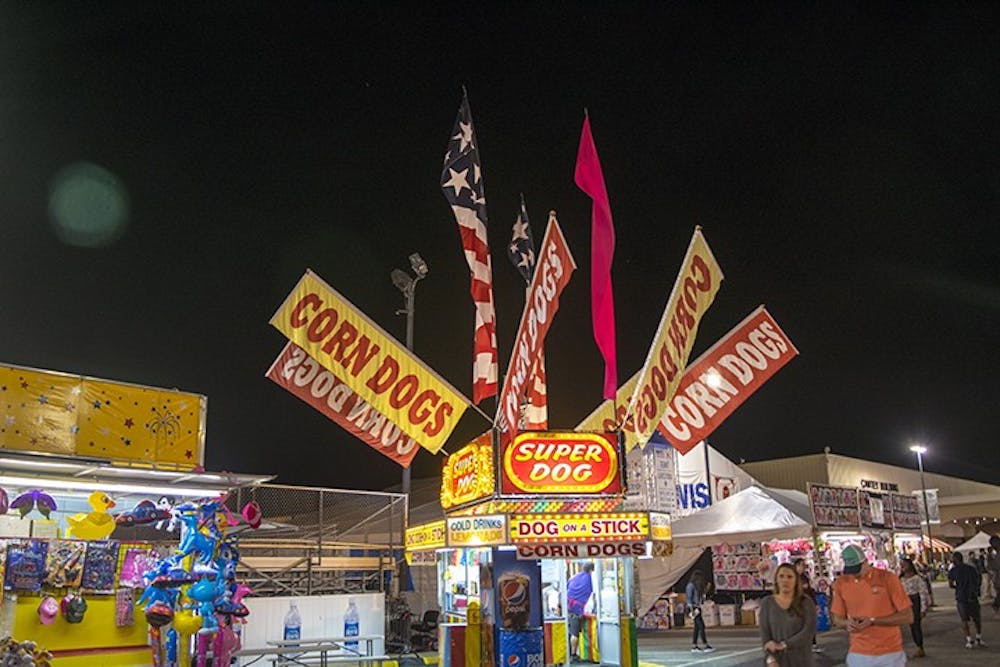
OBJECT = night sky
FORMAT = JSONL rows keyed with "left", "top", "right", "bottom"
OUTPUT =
{"left": 2, "top": 3, "right": 998, "bottom": 489}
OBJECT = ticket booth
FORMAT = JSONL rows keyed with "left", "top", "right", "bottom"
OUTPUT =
{"left": 405, "top": 431, "right": 673, "bottom": 667}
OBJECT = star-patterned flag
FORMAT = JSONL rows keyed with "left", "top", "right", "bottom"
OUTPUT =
{"left": 506, "top": 195, "right": 548, "bottom": 429}
{"left": 442, "top": 90, "right": 498, "bottom": 404}
{"left": 507, "top": 194, "right": 536, "bottom": 284}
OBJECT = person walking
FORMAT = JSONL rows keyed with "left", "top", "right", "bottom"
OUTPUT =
{"left": 830, "top": 544, "right": 913, "bottom": 667}
{"left": 686, "top": 570, "right": 715, "bottom": 653}
{"left": 899, "top": 558, "right": 930, "bottom": 658}
{"left": 794, "top": 558, "right": 821, "bottom": 653}
{"left": 947, "top": 551, "right": 985, "bottom": 649}
{"left": 566, "top": 562, "right": 594, "bottom": 661}
{"left": 988, "top": 536, "right": 1000, "bottom": 616}
{"left": 759, "top": 563, "right": 817, "bottom": 666}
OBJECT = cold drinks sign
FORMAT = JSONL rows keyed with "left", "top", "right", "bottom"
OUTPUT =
{"left": 500, "top": 432, "right": 622, "bottom": 495}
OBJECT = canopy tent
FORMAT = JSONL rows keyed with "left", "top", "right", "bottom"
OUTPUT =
{"left": 954, "top": 530, "right": 996, "bottom": 554}
{"left": 670, "top": 485, "right": 814, "bottom": 548}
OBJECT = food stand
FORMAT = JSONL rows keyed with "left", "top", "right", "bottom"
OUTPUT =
{"left": 406, "top": 432, "right": 672, "bottom": 667}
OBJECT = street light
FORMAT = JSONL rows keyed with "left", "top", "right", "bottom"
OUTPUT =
{"left": 391, "top": 253, "right": 428, "bottom": 495}
{"left": 910, "top": 444, "right": 934, "bottom": 564}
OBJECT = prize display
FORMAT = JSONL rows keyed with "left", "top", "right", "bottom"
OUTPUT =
{"left": 137, "top": 494, "right": 257, "bottom": 667}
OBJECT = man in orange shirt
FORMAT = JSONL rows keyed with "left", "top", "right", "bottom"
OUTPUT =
{"left": 831, "top": 545, "right": 913, "bottom": 667}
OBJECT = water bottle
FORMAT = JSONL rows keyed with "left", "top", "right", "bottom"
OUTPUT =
{"left": 283, "top": 602, "right": 302, "bottom": 643}
{"left": 344, "top": 598, "right": 360, "bottom": 653}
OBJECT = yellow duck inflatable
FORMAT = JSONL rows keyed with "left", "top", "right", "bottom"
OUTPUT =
{"left": 66, "top": 491, "right": 117, "bottom": 540}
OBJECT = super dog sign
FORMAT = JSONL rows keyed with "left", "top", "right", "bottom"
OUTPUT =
{"left": 501, "top": 432, "right": 621, "bottom": 495}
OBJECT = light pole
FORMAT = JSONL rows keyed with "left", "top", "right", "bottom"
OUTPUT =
{"left": 910, "top": 444, "right": 934, "bottom": 564}
{"left": 391, "top": 252, "right": 428, "bottom": 496}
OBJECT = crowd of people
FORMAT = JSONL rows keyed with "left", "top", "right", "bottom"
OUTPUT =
{"left": 745, "top": 534, "right": 1000, "bottom": 666}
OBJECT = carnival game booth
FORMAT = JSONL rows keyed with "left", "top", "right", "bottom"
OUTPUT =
{"left": 0, "top": 362, "right": 274, "bottom": 666}
{"left": 406, "top": 432, "right": 673, "bottom": 667}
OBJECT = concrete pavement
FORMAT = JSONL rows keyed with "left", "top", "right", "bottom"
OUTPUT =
{"left": 636, "top": 587, "right": 1000, "bottom": 666}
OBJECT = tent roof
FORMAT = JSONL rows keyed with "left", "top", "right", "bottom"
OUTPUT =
{"left": 671, "top": 485, "right": 813, "bottom": 548}
{"left": 954, "top": 530, "right": 996, "bottom": 553}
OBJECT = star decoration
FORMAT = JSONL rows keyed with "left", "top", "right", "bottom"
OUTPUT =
{"left": 185, "top": 449, "right": 193, "bottom": 459}
{"left": 512, "top": 217, "right": 529, "bottom": 241}
{"left": 19, "top": 381, "right": 27, "bottom": 389}
{"left": 453, "top": 120, "right": 474, "bottom": 153}
{"left": 70, "top": 425, "right": 79, "bottom": 435}
{"left": 442, "top": 167, "right": 471, "bottom": 197}
{"left": 518, "top": 250, "right": 535, "bottom": 271}
{"left": 124, "top": 417, "right": 134, "bottom": 428}
{"left": 37, "top": 395, "right": 49, "bottom": 405}
{"left": 4, "top": 416, "right": 14, "bottom": 426}
{"left": 93, "top": 400, "right": 102, "bottom": 409}
{"left": 64, "top": 402, "right": 75, "bottom": 412}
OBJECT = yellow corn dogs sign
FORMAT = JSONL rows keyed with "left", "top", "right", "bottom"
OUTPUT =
{"left": 270, "top": 270, "right": 469, "bottom": 454}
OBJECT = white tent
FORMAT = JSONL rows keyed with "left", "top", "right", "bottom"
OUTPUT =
{"left": 954, "top": 530, "right": 996, "bottom": 554}
{"left": 670, "top": 485, "right": 814, "bottom": 548}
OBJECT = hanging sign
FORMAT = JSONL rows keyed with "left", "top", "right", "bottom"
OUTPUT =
{"left": 500, "top": 432, "right": 621, "bottom": 495}
{"left": 859, "top": 490, "right": 893, "bottom": 530}
{"left": 890, "top": 493, "right": 921, "bottom": 530}
{"left": 440, "top": 432, "right": 494, "bottom": 510}
{"left": 270, "top": 270, "right": 469, "bottom": 454}
{"left": 657, "top": 306, "right": 798, "bottom": 454}
{"left": 496, "top": 214, "right": 577, "bottom": 445}
{"left": 266, "top": 342, "right": 419, "bottom": 467}
{"left": 649, "top": 512, "right": 672, "bottom": 542}
{"left": 515, "top": 542, "right": 648, "bottom": 559}
{"left": 405, "top": 520, "right": 446, "bottom": 551}
{"left": 508, "top": 512, "right": 648, "bottom": 544}
{"left": 447, "top": 515, "right": 508, "bottom": 547}
{"left": 625, "top": 228, "right": 723, "bottom": 449}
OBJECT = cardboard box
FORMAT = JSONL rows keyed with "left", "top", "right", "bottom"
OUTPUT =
{"left": 740, "top": 609, "right": 756, "bottom": 625}
{"left": 718, "top": 604, "right": 737, "bottom": 626}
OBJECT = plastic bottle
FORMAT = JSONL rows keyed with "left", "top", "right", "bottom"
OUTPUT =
{"left": 283, "top": 601, "right": 302, "bottom": 643}
{"left": 344, "top": 598, "right": 360, "bottom": 653}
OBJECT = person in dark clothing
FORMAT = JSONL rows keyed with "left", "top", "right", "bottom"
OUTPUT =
{"left": 900, "top": 558, "right": 930, "bottom": 658}
{"left": 686, "top": 570, "right": 715, "bottom": 653}
{"left": 948, "top": 552, "right": 985, "bottom": 649}
{"left": 794, "top": 558, "right": 821, "bottom": 653}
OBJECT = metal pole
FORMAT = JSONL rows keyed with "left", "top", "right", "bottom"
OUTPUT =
{"left": 916, "top": 450, "right": 934, "bottom": 564}
{"left": 703, "top": 441, "right": 713, "bottom": 505}
{"left": 401, "top": 282, "right": 416, "bottom": 496}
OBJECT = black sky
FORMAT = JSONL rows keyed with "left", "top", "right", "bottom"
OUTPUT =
{"left": 1, "top": 3, "right": 998, "bottom": 488}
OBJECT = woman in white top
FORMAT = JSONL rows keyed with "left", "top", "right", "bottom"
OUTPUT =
{"left": 899, "top": 558, "right": 930, "bottom": 658}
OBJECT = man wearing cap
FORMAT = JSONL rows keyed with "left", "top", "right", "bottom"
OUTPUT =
{"left": 831, "top": 545, "right": 913, "bottom": 667}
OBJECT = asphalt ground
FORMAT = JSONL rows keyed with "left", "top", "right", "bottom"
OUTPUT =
{"left": 636, "top": 584, "right": 1000, "bottom": 666}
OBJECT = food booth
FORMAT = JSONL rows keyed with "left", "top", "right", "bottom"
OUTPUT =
{"left": 406, "top": 432, "right": 672, "bottom": 667}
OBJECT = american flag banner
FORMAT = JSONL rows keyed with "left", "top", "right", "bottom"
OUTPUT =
{"left": 507, "top": 195, "right": 548, "bottom": 430}
{"left": 442, "top": 91, "right": 498, "bottom": 404}
{"left": 507, "top": 193, "right": 536, "bottom": 283}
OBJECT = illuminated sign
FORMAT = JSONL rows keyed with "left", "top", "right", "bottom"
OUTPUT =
{"left": 501, "top": 432, "right": 621, "bottom": 495}
{"left": 649, "top": 512, "right": 672, "bottom": 542}
{"left": 405, "top": 520, "right": 446, "bottom": 551}
{"left": 447, "top": 514, "right": 508, "bottom": 547}
{"left": 508, "top": 513, "right": 648, "bottom": 544}
{"left": 441, "top": 433, "right": 494, "bottom": 509}
{"left": 515, "top": 542, "right": 648, "bottom": 560}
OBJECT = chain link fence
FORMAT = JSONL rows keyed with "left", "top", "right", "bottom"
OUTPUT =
{"left": 230, "top": 484, "right": 408, "bottom": 596}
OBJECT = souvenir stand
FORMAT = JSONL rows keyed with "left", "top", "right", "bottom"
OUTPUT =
{"left": 0, "top": 362, "right": 271, "bottom": 666}
{"left": 406, "top": 432, "right": 673, "bottom": 667}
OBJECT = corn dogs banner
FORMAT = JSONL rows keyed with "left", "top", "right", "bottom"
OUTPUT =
{"left": 657, "top": 306, "right": 797, "bottom": 454}
{"left": 496, "top": 213, "right": 577, "bottom": 445}
{"left": 266, "top": 341, "right": 420, "bottom": 467}
{"left": 625, "top": 228, "right": 723, "bottom": 449}
{"left": 270, "top": 270, "right": 469, "bottom": 454}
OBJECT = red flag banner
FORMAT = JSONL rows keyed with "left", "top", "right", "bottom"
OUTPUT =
{"left": 266, "top": 341, "right": 419, "bottom": 467}
{"left": 574, "top": 114, "right": 618, "bottom": 399}
{"left": 496, "top": 212, "right": 576, "bottom": 443}
{"left": 657, "top": 306, "right": 798, "bottom": 454}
